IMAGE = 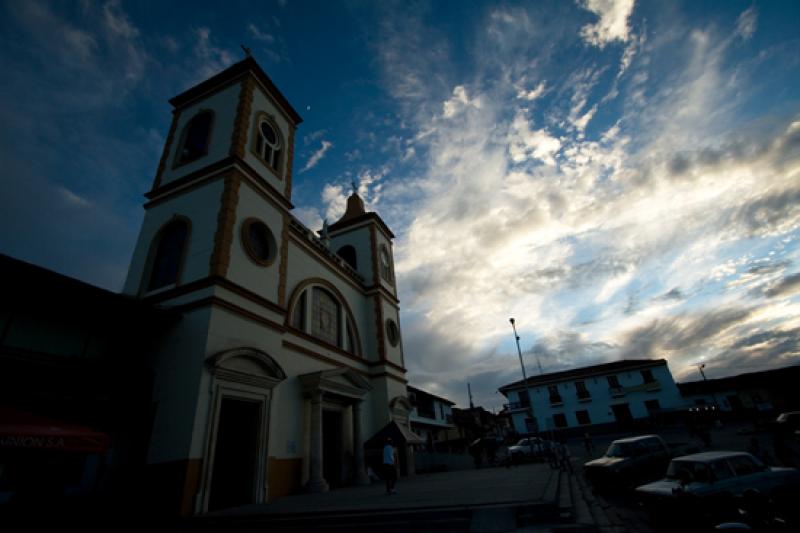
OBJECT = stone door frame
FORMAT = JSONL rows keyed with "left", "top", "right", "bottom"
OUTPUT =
{"left": 196, "top": 347, "right": 286, "bottom": 513}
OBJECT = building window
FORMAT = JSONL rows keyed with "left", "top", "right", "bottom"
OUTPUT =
{"left": 290, "top": 283, "right": 361, "bottom": 356}
{"left": 175, "top": 110, "right": 213, "bottom": 166}
{"left": 575, "top": 381, "right": 591, "bottom": 400}
{"left": 518, "top": 390, "right": 530, "bottom": 408}
{"left": 379, "top": 245, "right": 393, "bottom": 283}
{"left": 548, "top": 385, "right": 562, "bottom": 405}
{"left": 253, "top": 114, "right": 282, "bottom": 174}
{"left": 644, "top": 399, "right": 661, "bottom": 415}
{"left": 337, "top": 245, "right": 357, "bottom": 270}
{"left": 291, "top": 290, "right": 306, "bottom": 330}
{"left": 553, "top": 413, "right": 567, "bottom": 428}
{"left": 607, "top": 375, "right": 620, "bottom": 388}
{"left": 386, "top": 319, "right": 400, "bottom": 346}
{"left": 525, "top": 417, "right": 538, "bottom": 433}
{"left": 416, "top": 394, "right": 435, "bottom": 419}
{"left": 312, "top": 287, "right": 339, "bottom": 346}
{"left": 241, "top": 218, "right": 277, "bottom": 266}
{"left": 147, "top": 218, "right": 189, "bottom": 291}
{"left": 575, "top": 410, "right": 591, "bottom": 425}
{"left": 641, "top": 369, "right": 655, "bottom": 384}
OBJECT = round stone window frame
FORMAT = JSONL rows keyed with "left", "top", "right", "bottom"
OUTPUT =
{"left": 386, "top": 318, "right": 400, "bottom": 347}
{"left": 241, "top": 217, "right": 278, "bottom": 267}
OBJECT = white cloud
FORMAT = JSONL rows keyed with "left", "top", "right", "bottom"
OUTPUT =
{"left": 736, "top": 6, "right": 757, "bottom": 40}
{"left": 578, "top": 0, "right": 636, "bottom": 48}
{"left": 517, "top": 81, "right": 546, "bottom": 101}
{"left": 193, "top": 27, "right": 235, "bottom": 79}
{"left": 302, "top": 140, "right": 333, "bottom": 172}
{"left": 508, "top": 111, "right": 562, "bottom": 165}
{"left": 247, "top": 23, "right": 275, "bottom": 44}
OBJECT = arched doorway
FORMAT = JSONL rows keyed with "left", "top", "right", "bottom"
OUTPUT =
{"left": 198, "top": 347, "right": 286, "bottom": 512}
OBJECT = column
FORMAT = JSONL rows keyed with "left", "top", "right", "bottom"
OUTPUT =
{"left": 306, "top": 390, "right": 329, "bottom": 493}
{"left": 352, "top": 400, "right": 370, "bottom": 485}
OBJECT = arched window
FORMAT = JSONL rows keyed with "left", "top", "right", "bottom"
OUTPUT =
{"left": 379, "top": 244, "right": 394, "bottom": 283}
{"left": 175, "top": 111, "right": 213, "bottom": 166}
{"left": 289, "top": 282, "right": 361, "bottom": 356}
{"left": 337, "top": 245, "right": 357, "bottom": 270}
{"left": 147, "top": 218, "right": 189, "bottom": 291}
{"left": 253, "top": 114, "right": 282, "bottom": 174}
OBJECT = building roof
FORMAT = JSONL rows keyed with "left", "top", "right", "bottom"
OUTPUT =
{"left": 328, "top": 192, "right": 395, "bottom": 239}
{"left": 677, "top": 365, "right": 800, "bottom": 395}
{"left": 407, "top": 385, "right": 457, "bottom": 406}
{"left": 169, "top": 57, "right": 303, "bottom": 125}
{"left": 0, "top": 253, "right": 177, "bottom": 325}
{"left": 498, "top": 359, "right": 668, "bottom": 394}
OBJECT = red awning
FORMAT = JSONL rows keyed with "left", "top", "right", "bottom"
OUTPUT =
{"left": 0, "top": 407, "right": 110, "bottom": 453}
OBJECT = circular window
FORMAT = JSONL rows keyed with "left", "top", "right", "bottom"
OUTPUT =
{"left": 242, "top": 218, "right": 277, "bottom": 266}
{"left": 386, "top": 319, "right": 400, "bottom": 347}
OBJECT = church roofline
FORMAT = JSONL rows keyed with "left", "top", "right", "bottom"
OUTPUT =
{"left": 169, "top": 57, "right": 303, "bottom": 125}
{"left": 328, "top": 212, "right": 395, "bottom": 239}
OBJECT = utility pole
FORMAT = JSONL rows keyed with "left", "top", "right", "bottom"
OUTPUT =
{"left": 510, "top": 318, "right": 538, "bottom": 434}
{"left": 468, "top": 382, "right": 474, "bottom": 409}
{"left": 695, "top": 363, "right": 720, "bottom": 410}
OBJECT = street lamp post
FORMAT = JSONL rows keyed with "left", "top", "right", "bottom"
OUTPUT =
{"left": 510, "top": 318, "right": 539, "bottom": 435}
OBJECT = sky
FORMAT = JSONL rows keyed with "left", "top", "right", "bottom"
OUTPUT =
{"left": 1, "top": 0, "right": 799, "bottom": 410}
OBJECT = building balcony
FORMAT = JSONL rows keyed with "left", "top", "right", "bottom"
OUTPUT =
{"left": 609, "top": 386, "right": 625, "bottom": 398}
{"left": 621, "top": 380, "right": 662, "bottom": 393}
{"left": 504, "top": 402, "right": 531, "bottom": 412}
{"left": 576, "top": 392, "right": 592, "bottom": 402}
{"left": 549, "top": 396, "right": 563, "bottom": 406}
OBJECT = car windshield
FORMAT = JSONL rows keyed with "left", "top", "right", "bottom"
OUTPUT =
{"left": 606, "top": 442, "right": 632, "bottom": 457}
{"left": 666, "top": 460, "right": 712, "bottom": 483}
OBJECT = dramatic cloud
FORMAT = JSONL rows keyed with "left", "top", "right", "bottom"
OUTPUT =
{"left": 302, "top": 140, "right": 333, "bottom": 172}
{"left": 578, "top": 0, "right": 636, "bottom": 48}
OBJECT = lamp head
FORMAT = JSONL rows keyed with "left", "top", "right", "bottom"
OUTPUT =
{"left": 509, "top": 318, "right": 515, "bottom": 325}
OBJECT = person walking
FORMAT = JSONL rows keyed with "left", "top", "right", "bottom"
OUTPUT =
{"left": 383, "top": 437, "right": 398, "bottom": 494}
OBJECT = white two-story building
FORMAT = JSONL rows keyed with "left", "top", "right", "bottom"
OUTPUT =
{"left": 407, "top": 386, "right": 455, "bottom": 450}
{"left": 499, "top": 359, "right": 687, "bottom": 435}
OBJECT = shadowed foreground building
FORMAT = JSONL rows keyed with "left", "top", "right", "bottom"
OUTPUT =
{"left": 0, "top": 58, "right": 415, "bottom": 516}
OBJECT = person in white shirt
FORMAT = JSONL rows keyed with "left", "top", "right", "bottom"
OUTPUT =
{"left": 382, "top": 437, "right": 398, "bottom": 494}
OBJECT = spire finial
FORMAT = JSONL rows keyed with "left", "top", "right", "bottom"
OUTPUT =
{"left": 351, "top": 178, "right": 358, "bottom": 195}
{"left": 240, "top": 44, "right": 252, "bottom": 58}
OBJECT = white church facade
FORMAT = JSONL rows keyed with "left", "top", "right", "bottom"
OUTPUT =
{"left": 0, "top": 57, "right": 415, "bottom": 516}
{"left": 122, "top": 57, "right": 415, "bottom": 514}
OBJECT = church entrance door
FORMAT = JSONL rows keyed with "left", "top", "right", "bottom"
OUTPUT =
{"left": 208, "top": 397, "right": 261, "bottom": 511}
{"left": 322, "top": 410, "right": 343, "bottom": 488}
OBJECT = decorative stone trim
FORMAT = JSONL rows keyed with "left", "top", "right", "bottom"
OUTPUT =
{"left": 284, "top": 125, "right": 295, "bottom": 199}
{"left": 249, "top": 111, "right": 284, "bottom": 180}
{"left": 209, "top": 172, "right": 241, "bottom": 277}
{"left": 230, "top": 76, "right": 255, "bottom": 159}
{"left": 285, "top": 277, "right": 364, "bottom": 358}
{"left": 282, "top": 340, "right": 370, "bottom": 377}
{"left": 240, "top": 217, "right": 278, "bottom": 267}
{"left": 374, "top": 294, "right": 386, "bottom": 362}
{"left": 152, "top": 110, "right": 180, "bottom": 190}
{"left": 278, "top": 212, "right": 290, "bottom": 306}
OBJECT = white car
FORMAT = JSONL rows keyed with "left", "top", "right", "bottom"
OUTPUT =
{"left": 507, "top": 437, "right": 549, "bottom": 460}
{"left": 636, "top": 451, "right": 800, "bottom": 512}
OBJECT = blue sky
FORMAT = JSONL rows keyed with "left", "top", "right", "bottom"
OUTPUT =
{"left": 1, "top": 0, "right": 799, "bottom": 409}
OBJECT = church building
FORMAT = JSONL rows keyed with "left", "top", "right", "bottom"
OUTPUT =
{"left": 0, "top": 57, "right": 416, "bottom": 516}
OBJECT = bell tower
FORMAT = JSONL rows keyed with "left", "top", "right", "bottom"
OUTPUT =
{"left": 123, "top": 57, "right": 303, "bottom": 312}
{"left": 328, "top": 192, "right": 404, "bottom": 370}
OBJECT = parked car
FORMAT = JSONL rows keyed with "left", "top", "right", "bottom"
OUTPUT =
{"left": 584, "top": 434, "right": 671, "bottom": 489}
{"left": 636, "top": 451, "right": 800, "bottom": 525}
{"left": 507, "top": 437, "right": 550, "bottom": 461}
